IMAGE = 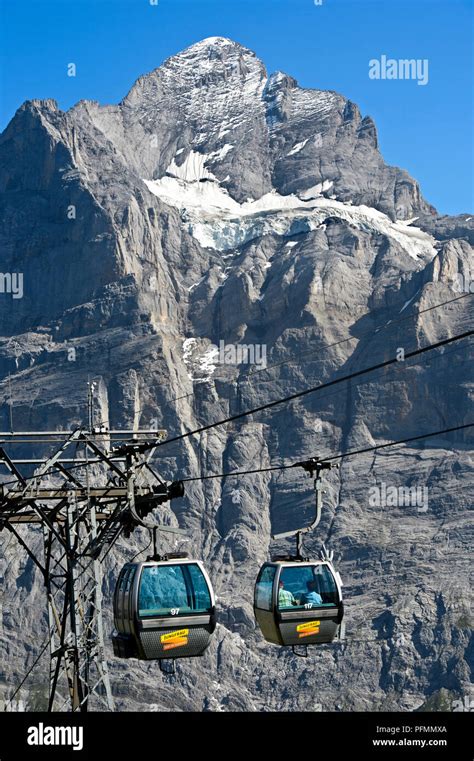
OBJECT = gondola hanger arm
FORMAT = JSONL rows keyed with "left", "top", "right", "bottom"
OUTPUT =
{"left": 272, "top": 459, "right": 338, "bottom": 558}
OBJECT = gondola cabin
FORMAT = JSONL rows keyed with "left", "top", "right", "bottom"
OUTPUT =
{"left": 112, "top": 557, "right": 216, "bottom": 660}
{"left": 254, "top": 559, "right": 343, "bottom": 647}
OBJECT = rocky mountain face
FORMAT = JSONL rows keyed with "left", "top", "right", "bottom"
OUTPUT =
{"left": 0, "top": 36, "right": 472, "bottom": 712}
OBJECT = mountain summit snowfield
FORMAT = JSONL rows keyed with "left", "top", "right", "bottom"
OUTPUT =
{"left": 0, "top": 37, "right": 473, "bottom": 711}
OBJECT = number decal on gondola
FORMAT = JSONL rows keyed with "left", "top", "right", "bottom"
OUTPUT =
{"left": 170, "top": 608, "right": 180, "bottom": 616}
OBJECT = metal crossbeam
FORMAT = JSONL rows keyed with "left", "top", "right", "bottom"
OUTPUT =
{"left": 3, "top": 487, "right": 162, "bottom": 501}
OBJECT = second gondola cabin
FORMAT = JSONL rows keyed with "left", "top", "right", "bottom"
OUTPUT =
{"left": 112, "top": 556, "right": 216, "bottom": 660}
{"left": 254, "top": 559, "right": 343, "bottom": 647}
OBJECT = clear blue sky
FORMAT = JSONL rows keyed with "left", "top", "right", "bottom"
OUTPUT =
{"left": 0, "top": 0, "right": 472, "bottom": 214}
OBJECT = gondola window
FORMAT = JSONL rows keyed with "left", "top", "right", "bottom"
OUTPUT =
{"left": 138, "top": 564, "right": 212, "bottom": 617}
{"left": 255, "top": 565, "right": 276, "bottom": 610}
{"left": 278, "top": 566, "right": 338, "bottom": 610}
{"left": 187, "top": 563, "right": 213, "bottom": 611}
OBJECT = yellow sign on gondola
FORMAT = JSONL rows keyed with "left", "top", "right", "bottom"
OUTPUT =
{"left": 296, "top": 621, "right": 320, "bottom": 633}
{"left": 161, "top": 628, "right": 189, "bottom": 643}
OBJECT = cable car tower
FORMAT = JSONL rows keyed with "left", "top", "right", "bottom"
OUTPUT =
{"left": 0, "top": 423, "right": 184, "bottom": 712}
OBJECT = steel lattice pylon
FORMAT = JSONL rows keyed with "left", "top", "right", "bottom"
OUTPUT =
{"left": 42, "top": 495, "right": 114, "bottom": 712}
{"left": 0, "top": 426, "right": 180, "bottom": 713}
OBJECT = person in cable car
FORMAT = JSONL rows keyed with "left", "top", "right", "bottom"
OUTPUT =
{"left": 301, "top": 579, "right": 323, "bottom": 608}
{"left": 254, "top": 559, "right": 343, "bottom": 648}
{"left": 277, "top": 565, "right": 335, "bottom": 610}
{"left": 254, "top": 460, "right": 344, "bottom": 649}
{"left": 278, "top": 579, "right": 298, "bottom": 608}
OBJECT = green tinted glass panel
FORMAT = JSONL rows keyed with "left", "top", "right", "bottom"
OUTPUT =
{"left": 313, "top": 565, "right": 339, "bottom": 605}
{"left": 278, "top": 565, "right": 338, "bottom": 610}
{"left": 125, "top": 566, "right": 136, "bottom": 591}
{"left": 255, "top": 565, "right": 276, "bottom": 610}
{"left": 187, "top": 563, "right": 212, "bottom": 610}
{"left": 138, "top": 564, "right": 211, "bottom": 617}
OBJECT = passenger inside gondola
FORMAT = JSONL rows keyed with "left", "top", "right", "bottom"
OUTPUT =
{"left": 301, "top": 580, "right": 323, "bottom": 607}
{"left": 277, "top": 565, "right": 338, "bottom": 610}
{"left": 278, "top": 580, "right": 298, "bottom": 608}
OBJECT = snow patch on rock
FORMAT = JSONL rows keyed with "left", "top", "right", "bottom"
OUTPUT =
{"left": 182, "top": 338, "right": 218, "bottom": 383}
{"left": 144, "top": 175, "right": 437, "bottom": 263}
{"left": 299, "top": 180, "right": 333, "bottom": 199}
{"left": 287, "top": 139, "right": 308, "bottom": 157}
{"left": 166, "top": 150, "right": 216, "bottom": 182}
